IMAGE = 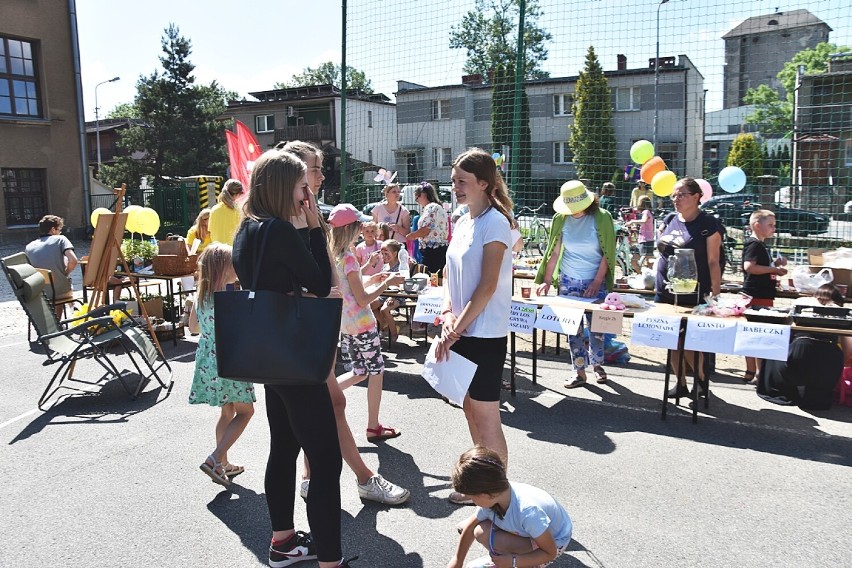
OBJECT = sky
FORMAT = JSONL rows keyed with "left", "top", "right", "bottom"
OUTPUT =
{"left": 76, "top": 0, "right": 852, "bottom": 122}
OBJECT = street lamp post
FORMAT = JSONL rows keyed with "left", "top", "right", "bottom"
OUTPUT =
{"left": 653, "top": 0, "right": 669, "bottom": 148}
{"left": 95, "top": 76, "right": 120, "bottom": 172}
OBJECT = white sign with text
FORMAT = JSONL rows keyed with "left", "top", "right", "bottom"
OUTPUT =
{"left": 412, "top": 295, "right": 444, "bottom": 323}
{"left": 508, "top": 301, "right": 537, "bottom": 334}
{"left": 684, "top": 317, "right": 738, "bottom": 354}
{"left": 630, "top": 313, "right": 682, "bottom": 350}
{"left": 533, "top": 305, "right": 584, "bottom": 336}
{"left": 732, "top": 322, "right": 791, "bottom": 361}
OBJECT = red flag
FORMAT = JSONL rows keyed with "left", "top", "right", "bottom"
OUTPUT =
{"left": 225, "top": 130, "right": 249, "bottom": 188}
{"left": 235, "top": 120, "right": 263, "bottom": 172}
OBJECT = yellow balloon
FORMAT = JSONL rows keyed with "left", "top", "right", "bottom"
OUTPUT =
{"left": 90, "top": 207, "right": 111, "bottom": 228}
{"left": 136, "top": 207, "right": 161, "bottom": 236}
{"left": 651, "top": 170, "right": 677, "bottom": 197}
{"left": 124, "top": 205, "right": 142, "bottom": 233}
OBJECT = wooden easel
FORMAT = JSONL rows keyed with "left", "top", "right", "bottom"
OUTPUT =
{"left": 84, "top": 184, "right": 164, "bottom": 356}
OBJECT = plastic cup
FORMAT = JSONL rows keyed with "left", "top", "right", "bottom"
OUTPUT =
{"left": 520, "top": 285, "right": 532, "bottom": 299}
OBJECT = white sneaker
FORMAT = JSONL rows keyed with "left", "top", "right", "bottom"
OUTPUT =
{"left": 465, "top": 556, "right": 496, "bottom": 568}
{"left": 299, "top": 479, "right": 309, "bottom": 500}
{"left": 357, "top": 474, "right": 410, "bottom": 505}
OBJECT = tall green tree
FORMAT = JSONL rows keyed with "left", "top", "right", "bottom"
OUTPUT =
{"left": 106, "top": 102, "right": 141, "bottom": 119}
{"left": 490, "top": 64, "right": 531, "bottom": 198}
{"left": 745, "top": 42, "right": 849, "bottom": 137}
{"left": 276, "top": 62, "right": 373, "bottom": 93}
{"left": 569, "top": 46, "right": 616, "bottom": 189}
{"left": 727, "top": 133, "right": 764, "bottom": 179}
{"left": 449, "top": 0, "right": 552, "bottom": 81}
{"left": 100, "top": 25, "right": 230, "bottom": 188}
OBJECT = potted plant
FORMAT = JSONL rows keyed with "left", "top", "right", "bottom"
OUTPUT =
{"left": 121, "top": 239, "right": 157, "bottom": 271}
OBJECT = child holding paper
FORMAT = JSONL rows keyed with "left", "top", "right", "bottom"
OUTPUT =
{"left": 742, "top": 209, "right": 787, "bottom": 385}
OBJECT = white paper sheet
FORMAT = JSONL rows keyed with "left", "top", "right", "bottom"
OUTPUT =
{"left": 732, "top": 322, "right": 791, "bottom": 361}
{"left": 413, "top": 295, "right": 444, "bottom": 323}
{"left": 630, "top": 313, "right": 682, "bottom": 350}
{"left": 421, "top": 340, "right": 477, "bottom": 407}
{"left": 508, "top": 301, "right": 537, "bottom": 334}
{"left": 533, "top": 305, "right": 585, "bottom": 335}
{"left": 684, "top": 317, "right": 738, "bottom": 354}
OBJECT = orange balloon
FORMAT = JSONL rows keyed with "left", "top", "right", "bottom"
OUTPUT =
{"left": 640, "top": 156, "right": 666, "bottom": 184}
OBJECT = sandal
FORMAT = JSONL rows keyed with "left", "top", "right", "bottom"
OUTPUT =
{"left": 593, "top": 365, "right": 608, "bottom": 384}
{"left": 200, "top": 455, "right": 231, "bottom": 487}
{"left": 743, "top": 370, "right": 756, "bottom": 383}
{"left": 366, "top": 424, "right": 401, "bottom": 443}
{"left": 222, "top": 463, "right": 245, "bottom": 479}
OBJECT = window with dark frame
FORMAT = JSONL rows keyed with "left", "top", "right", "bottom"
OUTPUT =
{"left": 2, "top": 168, "right": 47, "bottom": 226}
{"left": 0, "top": 35, "right": 40, "bottom": 118}
{"left": 254, "top": 114, "right": 274, "bottom": 133}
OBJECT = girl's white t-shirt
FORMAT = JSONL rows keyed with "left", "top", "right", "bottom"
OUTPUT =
{"left": 444, "top": 207, "right": 512, "bottom": 338}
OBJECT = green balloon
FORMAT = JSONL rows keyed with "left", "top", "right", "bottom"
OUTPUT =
{"left": 630, "top": 140, "right": 655, "bottom": 165}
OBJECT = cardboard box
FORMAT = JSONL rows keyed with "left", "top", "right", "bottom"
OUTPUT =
{"left": 141, "top": 296, "right": 164, "bottom": 319}
{"left": 808, "top": 248, "right": 827, "bottom": 266}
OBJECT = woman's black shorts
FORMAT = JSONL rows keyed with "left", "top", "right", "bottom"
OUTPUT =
{"left": 450, "top": 335, "right": 507, "bottom": 402}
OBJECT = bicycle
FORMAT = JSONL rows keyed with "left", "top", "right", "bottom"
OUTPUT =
{"left": 516, "top": 203, "right": 550, "bottom": 256}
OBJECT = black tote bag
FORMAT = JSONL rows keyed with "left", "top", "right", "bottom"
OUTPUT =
{"left": 214, "top": 220, "right": 342, "bottom": 385}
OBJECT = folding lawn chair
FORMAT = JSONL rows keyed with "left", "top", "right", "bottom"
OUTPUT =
{"left": 2, "top": 253, "right": 173, "bottom": 410}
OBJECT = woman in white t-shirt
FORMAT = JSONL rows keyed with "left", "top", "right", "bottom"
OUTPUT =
{"left": 371, "top": 183, "right": 410, "bottom": 242}
{"left": 435, "top": 148, "right": 515, "bottom": 506}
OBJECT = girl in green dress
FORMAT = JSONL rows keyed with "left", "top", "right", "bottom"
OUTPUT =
{"left": 190, "top": 243, "right": 256, "bottom": 487}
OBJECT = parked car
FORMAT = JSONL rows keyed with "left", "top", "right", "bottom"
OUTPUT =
{"left": 699, "top": 193, "right": 830, "bottom": 236}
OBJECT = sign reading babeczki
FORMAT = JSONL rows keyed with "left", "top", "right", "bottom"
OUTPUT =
{"left": 684, "top": 317, "right": 738, "bottom": 354}
{"left": 508, "top": 301, "right": 537, "bottom": 334}
{"left": 533, "top": 306, "right": 584, "bottom": 336}
{"left": 630, "top": 313, "right": 681, "bottom": 350}
{"left": 732, "top": 322, "right": 791, "bottom": 361}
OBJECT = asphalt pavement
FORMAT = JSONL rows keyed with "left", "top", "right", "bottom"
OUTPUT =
{"left": 2, "top": 295, "right": 852, "bottom": 568}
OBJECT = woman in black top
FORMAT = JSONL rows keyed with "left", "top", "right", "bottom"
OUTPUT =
{"left": 232, "top": 149, "right": 346, "bottom": 568}
{"left": 655, "top": 178, "right": 723, "bottom": 399}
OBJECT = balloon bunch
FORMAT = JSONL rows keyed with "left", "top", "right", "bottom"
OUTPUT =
{"left": 90, "top": 205, "right": 161, "bottom": 236}
{"left": 630, "top": 140, "right": 745, "bottom": 203}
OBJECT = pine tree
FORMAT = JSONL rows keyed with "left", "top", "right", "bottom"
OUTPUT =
{"left": 101, "top": 24, "right": 229, "bottom": 188}
{"left": 727, "top": 134, "right": 764, "bottom": 180}
{"left": 569, "top": 46, "right": 616, "bottom": 189}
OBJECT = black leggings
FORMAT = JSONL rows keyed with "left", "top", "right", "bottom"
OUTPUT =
{"left": 264, "top": 383, "right": 342, "bottom": 562}
{"left": 420, "top": 244, "right": 448, "bottom": 274}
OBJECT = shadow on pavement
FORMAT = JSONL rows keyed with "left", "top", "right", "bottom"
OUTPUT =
{"left": 206, "top": 484, "right": 270, "bottom": 564}
{"left": 383, "top": 340, "right": 852, "bottom": 468}
{"left": 8, "top": 369, "right": 169, "bottom": 444}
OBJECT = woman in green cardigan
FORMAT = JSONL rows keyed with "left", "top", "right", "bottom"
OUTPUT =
{"left": 534, "top": 180, "right": 616, "bottom": 388}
